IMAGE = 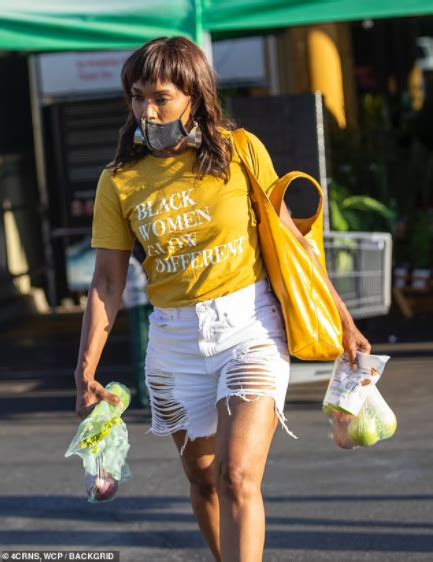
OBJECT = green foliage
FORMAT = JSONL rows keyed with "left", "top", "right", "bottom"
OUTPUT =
{"left": 329, "top": 181, "right": 397, "bottom": 233}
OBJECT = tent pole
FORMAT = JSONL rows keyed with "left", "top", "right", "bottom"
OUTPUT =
{"left": 194, "top": 1, "right": 212, "bottom": 64}
{"left": 265, "top": 35, "right": 280, "bottom": 95}
{"left": 202, "top": 31, "right": 213, "bottom": 65}
{"left": 28, "top": 56, "right": 57, "bottom": 312}
{"left": 314, "top": 92, "right": 330, "bottom": 232}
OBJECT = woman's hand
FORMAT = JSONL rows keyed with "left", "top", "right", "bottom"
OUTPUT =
{"left": 75, "top": 378, "right": 121, "bottom": 420}
{"left": 342, "top": 322, "right": 371, "bottom": 368}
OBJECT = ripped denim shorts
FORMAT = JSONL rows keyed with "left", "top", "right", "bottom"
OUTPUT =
{"left": 144, "top": 277, "right": 297, "bottom": 455}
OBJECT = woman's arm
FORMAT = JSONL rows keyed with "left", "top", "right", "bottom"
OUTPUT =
{"left": 280, "top": 203, "right": 371, "bottom": 366}
{"left": 74, "top": 248, "right": 131, "bottom": 418}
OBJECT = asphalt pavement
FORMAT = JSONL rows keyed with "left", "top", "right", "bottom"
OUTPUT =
{"left": 1, "top": 348, "right": 433, "bottom": 562}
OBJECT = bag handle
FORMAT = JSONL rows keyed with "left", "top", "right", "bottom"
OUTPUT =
{"left": 231, "top": 128, "right": 261, "bottom": 202}
{"left": 272, "top": 171, "right": 324, "bottom": 236}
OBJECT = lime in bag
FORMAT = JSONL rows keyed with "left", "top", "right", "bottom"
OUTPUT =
{"left": 347, "top": 385, "right": 398, "bottom": 446}
{"left": 65, "top": 382, "right": 132, "bottom": 503}
{"left": 324, "top": 385, "right": 397, "bottom": 449}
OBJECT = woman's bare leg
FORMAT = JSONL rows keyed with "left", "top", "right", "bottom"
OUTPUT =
{"left": 172, "top": 431, "right": 221, "bottom": 561}
{"left": 215, "top": 396, "right": 279, "bottom": 562}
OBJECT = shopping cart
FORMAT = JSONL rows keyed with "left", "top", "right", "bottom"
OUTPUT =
{"left": 325, "top": 231, "right": 393, "bottom": 319}
{"left": 289, "top": 231, "right": 393, "bottom": 384}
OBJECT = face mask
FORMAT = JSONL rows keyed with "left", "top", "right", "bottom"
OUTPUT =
{"left": 133, "top": 101, "right": 190, "bottom": 152}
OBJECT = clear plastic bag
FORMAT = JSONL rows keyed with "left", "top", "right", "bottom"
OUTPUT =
{"left": 323, "top": 351, "right": 390, "bottom": 416}
{"left": 323, "top": 385, "right": 398, "bottom": 449}
{"left": 65, "top": 381, "right": 132, "bottom": 503}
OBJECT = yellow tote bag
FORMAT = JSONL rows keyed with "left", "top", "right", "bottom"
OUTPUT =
{"left": 233, "top": 129, "right": 344, "bottom": 361}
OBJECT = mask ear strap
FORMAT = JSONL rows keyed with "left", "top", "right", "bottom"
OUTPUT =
{"left": 186, "top": 120, "right": 202, "bottom": 148}
{"left": 179, "top": 98, "right": 192, "bottom": 120}
{"left": 182, "top": 98, "right": 202, "bottom": 148}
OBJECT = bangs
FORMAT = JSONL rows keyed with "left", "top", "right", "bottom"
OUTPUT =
{"left": 122, "top": 37, "right": 197, "bottom": 97}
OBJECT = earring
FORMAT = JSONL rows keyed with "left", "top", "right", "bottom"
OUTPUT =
{"left": 186, "top": 120, "right": 202, "bottom": 148}
{"left": 133, "top": 126, "right": 145, "bottom": 146}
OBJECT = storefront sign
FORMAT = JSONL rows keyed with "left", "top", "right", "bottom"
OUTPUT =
{"left": 36, "top": 51, "right": 131, "bottom": 101}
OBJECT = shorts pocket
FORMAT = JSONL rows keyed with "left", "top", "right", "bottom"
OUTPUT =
{"left": 149, "top": 309, "right": 173, "bottom": 328}
{"left": 217, "top": 303, "right": 256, "bottom": 328}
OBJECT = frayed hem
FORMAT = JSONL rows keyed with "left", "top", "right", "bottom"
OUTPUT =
{"left": 145, "top": 426, "right": 217, "bottom": 456}
{"left": 225, "top": 391, "right": 262, "bottom": 415}
{"left": 274, "top": 404, "right": 298, "bottom": 440}
{"left": 180, "top": 431, "right": 217, "bottom": 456}
{"left": 224, "top": 392, "right": 298, "bottom": 440}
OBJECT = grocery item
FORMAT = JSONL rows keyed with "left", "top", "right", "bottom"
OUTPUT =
{"left": 324, "top": 385, "right": 397, "bottom": 449}
{"left": 323, "top": 351, "right": 390, "bottom": 416}
{"left": 85, "top": 468, "right": 119, "bottom": 502}
{"left": 65, "top": 381, "right": 132, "bottom": 503}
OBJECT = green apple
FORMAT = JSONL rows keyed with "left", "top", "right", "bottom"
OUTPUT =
{"left": 364, "top": 386, "right": 397, "bottom": 441}
{"left": 348, "top": 415, "right": 380, "bottom": 447}
{"left": 379, "top": 417, "right": 397, "bottom": 440}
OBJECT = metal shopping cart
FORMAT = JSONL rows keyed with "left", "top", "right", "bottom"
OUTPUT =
{"left": 325, "top": 232, "right": 393, "bottom": 319}
{"left": 289, "top": 231, "right": 393, "bottom": 384}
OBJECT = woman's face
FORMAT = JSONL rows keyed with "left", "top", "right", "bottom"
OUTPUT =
{"left": 131, "top": 79, "right": 192, "bottom": 126}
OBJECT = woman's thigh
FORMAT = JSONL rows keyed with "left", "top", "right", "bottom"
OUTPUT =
{"left": 214, "top": 395, "right": 279, "bottom": 486}
{"left": 172, "top": 430, "right": 217, "bottom": 487}
{"left": 214, "top": 338, "right": 293, "bottom": 485}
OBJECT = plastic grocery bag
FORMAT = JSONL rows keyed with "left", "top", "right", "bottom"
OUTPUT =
{"left": 323, "top": 351, "right": 390, "bottom": 416}
{"left": 324, "top": 385, "right": 398, "bottom": 449}
{"left": 65, "top": 382, "right": 132, "bottom": 503}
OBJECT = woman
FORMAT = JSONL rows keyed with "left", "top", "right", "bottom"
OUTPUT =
{"left": 74, "top": 36, "right": 370, "bottom": 562}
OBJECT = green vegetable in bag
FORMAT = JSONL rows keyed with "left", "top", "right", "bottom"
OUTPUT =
{"left": 65, "top": 381, "right": 132, "bottom": 503}
{"left": 324, "top": 385, "right": 397, "bottom": 449}
{"left": 348, "top": 415, "right": 379, "bottom": 447}
{"left": 348, "top": 386, "right": 397, "bottom": 446}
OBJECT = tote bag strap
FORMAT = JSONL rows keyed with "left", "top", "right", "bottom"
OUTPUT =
{"left": 232, "top": 128, "right": 323, "bottom": 224}
{"left": 232, "top": 128, "right": 322, "bottom": 206}
{"left": 232, "top": 128, "right": 300, "bottom": 231}
{"left": 232, "top": 128, "right": 328, "bottom": 270}
{"left": 231, "top": 128, "right": 261, "bottom": 203}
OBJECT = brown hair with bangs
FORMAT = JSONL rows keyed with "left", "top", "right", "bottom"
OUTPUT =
{"left": 111, "top": 36, "right": 234, "bottom": 180}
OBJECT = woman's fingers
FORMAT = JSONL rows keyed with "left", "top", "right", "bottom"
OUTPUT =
{"left": 77, "top": 390, "right": 120, "bottom": 419}
{"left": 92, "top": 383, "right": 121, "bottom": 408}
{"left": 359, "top": 338, "right": 372, "bottom": 354}
{"left": 75, "top": 379, "right": 121, "bottom": 419}
{"left": 348, "top": 344, "right": 357, "bottom": 370}
{"left": 354, "top": 329, "right": 371, "bottom": 355}
{"left": 75, "top": 381, "right": 102, "bottom": 418}
{"left": 76, "top": 400, "right": 96, "bottom": 419}
{"left": 101, "top": 390, "right": 121, "bottom": 408}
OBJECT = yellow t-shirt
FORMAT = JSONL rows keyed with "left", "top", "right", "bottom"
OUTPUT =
{"left": 91, "top": 130, "right": 278, "bottom": 307}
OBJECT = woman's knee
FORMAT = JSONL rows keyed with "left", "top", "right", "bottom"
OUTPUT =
{"left": 188, "top": 466, "right": 217, "bottom": 499}
{"left": 172, "top": 432, "right": 217, "bottom": 498}
{"left": 215, "top": 461, "right": 261, "bottom": 502}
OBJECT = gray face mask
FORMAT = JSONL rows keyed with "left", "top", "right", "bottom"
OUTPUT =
{"left": 133, "top": 102, "right": 190, "bottom": 152}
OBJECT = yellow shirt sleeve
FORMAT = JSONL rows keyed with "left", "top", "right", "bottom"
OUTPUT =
{"left": 91, "top": 168, "right": 135, "bottom": 251}
{"left": 244, "top": 130, "right": 279, "bottom": 196}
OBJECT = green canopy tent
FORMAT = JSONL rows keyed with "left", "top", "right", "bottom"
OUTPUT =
{"left": 204, "top": 0, "right": 433, "bottom": 37}
{"left": 0, "top": 0, "right": 433, "bottom": 51}
{"left": 0, "top": 0, "right": 202, "bottom": 50}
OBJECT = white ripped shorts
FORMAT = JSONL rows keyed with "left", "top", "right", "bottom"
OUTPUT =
{"left": 144, "top": 278, "right": 297, "bottom": 455}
